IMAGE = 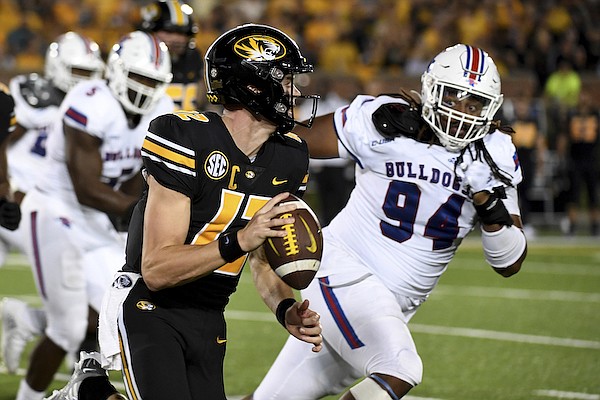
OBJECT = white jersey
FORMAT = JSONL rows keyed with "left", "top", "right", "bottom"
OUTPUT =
{"left": 8, "top": 74, "right": 62, "bottom": 193}
{"left": 322, "top": 95, "right": 522, "bottom": 299}
{"left": 35, "top": 79, "right": 174, "bottom": 215}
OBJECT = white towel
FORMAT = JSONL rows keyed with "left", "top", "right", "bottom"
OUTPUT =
{"left": 98, "top": 271, "right": 140, "bottom": 370}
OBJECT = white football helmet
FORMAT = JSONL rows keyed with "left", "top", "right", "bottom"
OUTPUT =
{"left": 421, "top": 44, "right": 503, "bottom": 152}
{"left": 106, "top": 31, "right": 173, "bottom": 115}
{"left": 44, "top": 32, "right": 105, "bottom": 93}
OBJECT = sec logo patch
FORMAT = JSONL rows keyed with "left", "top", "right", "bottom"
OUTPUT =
{"left": 205, "top": 151, "right": 229, "bottom": 180}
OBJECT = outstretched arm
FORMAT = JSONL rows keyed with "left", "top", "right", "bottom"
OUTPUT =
{"left": 293, "top": 113, "right": 339, "bottom": 158}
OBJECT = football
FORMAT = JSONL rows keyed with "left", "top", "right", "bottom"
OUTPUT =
{"left": 263, "top": 194, "right": 323, "bottom": 290}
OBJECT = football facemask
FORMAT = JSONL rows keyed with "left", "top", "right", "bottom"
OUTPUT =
{"left": 421, "top": 44, "right": 503, "bottom": 152}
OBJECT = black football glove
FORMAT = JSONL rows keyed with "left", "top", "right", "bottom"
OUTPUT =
{"left": 0, "top": 198, "right": 21, "bottom": 231}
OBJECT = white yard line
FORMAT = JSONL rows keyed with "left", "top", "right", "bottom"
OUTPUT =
{"left": 409, "top": 324, "right": 600, "bottom": 349}
{"left": 449, "top": 261, "right": 600, "bottom": 276}
{"left": 0, "top": 365, "right": 443, "bottom": 400}
{"left": 533, "top": 389, "right": 600, "bottom": 399}
{"left": 1, "top": 366, "right": 444, "bottom": 400}
{"left": 432, "top": 285, "right": 600, "bottom": 303}
{"left": 224, "top": 310, "right": 600, "bottom": 350}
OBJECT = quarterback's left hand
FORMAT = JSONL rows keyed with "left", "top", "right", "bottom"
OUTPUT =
{"left": 0, "top": 198, "right": 21, "bottom": 231}
{"left": 284, "top": 299, "right": 322, "bottom": 352}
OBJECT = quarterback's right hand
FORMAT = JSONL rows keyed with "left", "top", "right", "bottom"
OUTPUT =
{"left": 237, "top": 192, "right": 297, "bottom": 252}
{"left": 0, "top": 198, "right": 21, "bottom": 231}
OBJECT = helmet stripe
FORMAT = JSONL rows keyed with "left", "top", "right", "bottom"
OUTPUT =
{"left": 167, "top": 0, "right": 187, "bottom": 26}
{"left": 147, "top": 33, "right": 163, "bottom": 68}
{"left": 465, "top": 45, "right": 484, "bottom": 82}
{"left": 77, "top": 33, "right": 92, "bottom": 54}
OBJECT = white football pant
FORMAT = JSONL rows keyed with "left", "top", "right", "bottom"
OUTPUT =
{"left": 20, "top": 189, "right": 125, "bottom": 353}
{"left": 253, "top": 243, "right": 423, "bottom": 399}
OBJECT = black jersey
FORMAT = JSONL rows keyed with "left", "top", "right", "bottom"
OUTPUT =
{"left": 0, "top": 83, "right": 15, "bottom": 144}
{"left": 167, "top": 47, "right": 203, "bottom": 111}
{"left": 124, "top": 110, "right": 310, "bottom": 310}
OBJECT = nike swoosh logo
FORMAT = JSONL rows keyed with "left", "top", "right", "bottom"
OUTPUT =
{"left": 216, "top": 337, "right": 227, "bottom": 344}
{"left": 299, "top": 216, "right": 318, "bottom": 253}
{"left": 272, "top": 177, "right": 288, "bottom": 185}
{"left": 81, "top": 368, "right": 99, "bottom": 374}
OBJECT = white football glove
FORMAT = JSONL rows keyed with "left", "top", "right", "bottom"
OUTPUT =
{"left": 460, "top": 160, "right": 504, "bottom": 195}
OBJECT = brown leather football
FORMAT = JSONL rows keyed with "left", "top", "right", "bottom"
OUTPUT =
{"left": 263, "top": 194, "right": 323, "bottom": 290}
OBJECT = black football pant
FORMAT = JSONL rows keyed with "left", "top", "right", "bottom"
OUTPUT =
{"left": 119, "top": 280, "right": 227, "bottom": 400}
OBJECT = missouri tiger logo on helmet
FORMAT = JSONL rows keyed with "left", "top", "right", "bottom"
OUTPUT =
{"left": 233, "top": 35, "right": 286, "bottom": 61}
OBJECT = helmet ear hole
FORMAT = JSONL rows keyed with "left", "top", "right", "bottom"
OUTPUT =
{"left": 204, "top": 23, "right": 319, "bottom": 134}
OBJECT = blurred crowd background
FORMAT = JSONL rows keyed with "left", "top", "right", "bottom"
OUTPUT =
{"left": 0, "top": 0, "right": 599, "bottom": 236}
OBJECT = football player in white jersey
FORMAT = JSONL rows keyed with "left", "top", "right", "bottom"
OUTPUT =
{"left": 247, "top": 44, "right": 528, "bottom": 400}
{"left": 0, "top": 31, "right": 105, "bottom": 264}
{"left": 13, "top": 31, "right": 174, "bottom": 400}
{"left": 0, "top": 31, "right": 105, "bottom": 375}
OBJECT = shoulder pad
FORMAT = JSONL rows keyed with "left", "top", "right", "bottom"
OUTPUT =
{"left": 0, "top": 89, "right": 13, "bottom": 108}
{"left": 282, "top": 132, "right": 303, "bottom": 143}
{"left": 18, "top": 74, "right": 65, "bottom": 108}
{"left": 0, "top": 82, "right": 9, "bottom": 95}
{"left": 169, "top": 110, "right": 211, "bottom": 123}
{"left": 148, "top": 110, "right": 216, "bottom": 143}
{"left": 0, "top": 89, "right": 14, "bottom": 118}
{"left": 372, "top": 102, "right": 424, "bottom": 139}
{"left": 277, "top": 131, "right": 308, "bottom": 148}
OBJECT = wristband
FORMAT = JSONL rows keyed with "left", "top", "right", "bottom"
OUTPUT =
{"left": 218, "top": 231, "right": 245, "bottom": 263}
{"left": 474, "top": 191, "right": 513, "bottom": 226}
{"left": 276, "top": 298, "right": 296, "bottom": 328}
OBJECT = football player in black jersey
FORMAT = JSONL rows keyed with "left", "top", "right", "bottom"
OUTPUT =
{"left": 138, "top": 0, "right": 204, "bottom": 111}
{"left": 45, "top": 24, "right": 322, "bottom": 400}
{"left": 0, "top": 83, "right": 20, "bottom": 231}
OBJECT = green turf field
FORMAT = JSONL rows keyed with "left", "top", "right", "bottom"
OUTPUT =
{"left": 0, "top": 237, "right": 598, "bottom": 400}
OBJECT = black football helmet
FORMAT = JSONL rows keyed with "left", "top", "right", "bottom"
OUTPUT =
{"left": 139, "top": 0, "right": 198, "bottom": 37}
{"left": 205, "top": 23, "right": 319, "bottom": 134}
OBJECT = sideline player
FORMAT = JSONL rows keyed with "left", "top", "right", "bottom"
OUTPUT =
{"left": 44, "top": 23, "right": 322, "bottom": 400}
{"left": 0, "top": 83, "right": 20, "bottom": 231}
{"left": 14, "top": 31, "right": 174, "bottom": 400}
{"left": 138, "top": 0, "right": 204, "bottom": 111}
{"left": 1, "top": 31, "right": 105, "bottom": 374}
{"left": 247, "top": 44, "right": 527, "bottom": 399}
